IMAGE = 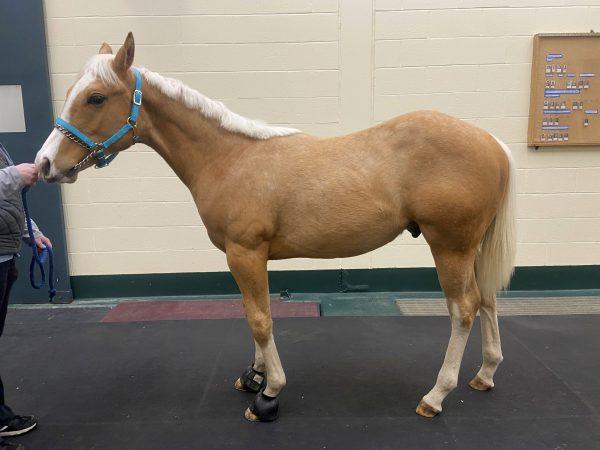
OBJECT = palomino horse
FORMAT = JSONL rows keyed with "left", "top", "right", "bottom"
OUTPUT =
{"left": 36, "top": 33, "right": 516, "bottom": 422}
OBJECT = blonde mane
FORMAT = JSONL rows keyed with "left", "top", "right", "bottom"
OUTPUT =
{"left": 83, "top": 54, "right": 301, "bottom": 140}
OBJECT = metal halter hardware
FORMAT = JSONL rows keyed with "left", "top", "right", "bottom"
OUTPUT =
{"left": 54, "top": 68, "right": 143, "bottom": 172}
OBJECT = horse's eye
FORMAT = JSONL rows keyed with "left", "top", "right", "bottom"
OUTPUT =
{"left": 87, "top": 94, "right": 106, "bottom": 105}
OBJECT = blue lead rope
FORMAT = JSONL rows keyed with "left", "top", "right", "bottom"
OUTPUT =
{"left": 21, "top": 188, "right": 56, "bottom": 302}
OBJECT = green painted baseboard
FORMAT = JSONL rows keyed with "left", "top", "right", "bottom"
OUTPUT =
{"left": 69, "top": 265, "right": 600, "bottom": 300}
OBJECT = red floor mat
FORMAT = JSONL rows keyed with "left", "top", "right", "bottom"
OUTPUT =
{"left": 101, "top": 299, "right": 320, "bottom": 323}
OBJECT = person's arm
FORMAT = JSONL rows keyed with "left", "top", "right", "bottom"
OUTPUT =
{"left": 24, "top": 218, "right": 52, "bottom": 251}
{"left": 22, "top": 207, "right": 53, "bottom": 253}
{"left": 0, "top": 164, "right": 51, "bottom": 249}
{"left": 22, "top": 218, "right": 44, "bottom": 243}
{"left": 0, "top": 166, "right": 25, "bottom": 195}
{"left": 1, "top": 163, "right": 37, "bottom": 194}
{"left": 20, "top": 199, "right": 53, "bottom": 250}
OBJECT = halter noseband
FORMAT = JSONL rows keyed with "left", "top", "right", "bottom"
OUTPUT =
{"left": 54, "top": 68, "right": 143, "bottom": 172}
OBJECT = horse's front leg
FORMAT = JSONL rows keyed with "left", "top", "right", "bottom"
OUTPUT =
{"left": 234, "top": 339, "right": 266, "bottom": 393}
{"left": 227, "top": 241, "right": 286, "bottom": 422}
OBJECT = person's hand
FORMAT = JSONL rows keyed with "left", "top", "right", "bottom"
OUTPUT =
{"left": 35, "top": 235, "right": 52, "bottom": 254}
{"left": 15, "top": 163, "right": 38, "bottom": 186}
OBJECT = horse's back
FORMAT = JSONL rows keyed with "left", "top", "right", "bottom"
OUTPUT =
{"left": 322, "top": 110, "right": 509, "bottom": 213}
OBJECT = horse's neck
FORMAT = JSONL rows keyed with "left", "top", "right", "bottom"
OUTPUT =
{"left": 137, "top": 82, "right": 255, "bottom": 189}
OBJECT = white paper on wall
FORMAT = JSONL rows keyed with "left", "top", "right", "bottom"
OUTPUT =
{"left": 0, "top": 85, "right": 26, "bottom": 133}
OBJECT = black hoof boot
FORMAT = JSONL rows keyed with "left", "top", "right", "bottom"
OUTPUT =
{"left": 245, "top": 391, "right": 279, "bottom": 422}
{"left": 234, "top": 365, "right": 266, "bottom": 393}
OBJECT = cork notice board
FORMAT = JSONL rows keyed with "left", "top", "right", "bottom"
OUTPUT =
{"left": 528, "top": 33, "right": 600, "bottom": 147}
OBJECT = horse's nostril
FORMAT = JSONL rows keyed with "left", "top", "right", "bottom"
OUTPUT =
{"left": 40, "top": 157, "right": 51, "bottom": 177}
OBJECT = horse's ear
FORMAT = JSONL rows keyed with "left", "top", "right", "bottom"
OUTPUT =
{"left": 113, "top": 32, "right": 135, "bottom": 74}
{"left": 99, "top": 42, "right": 113, "bottom": 55}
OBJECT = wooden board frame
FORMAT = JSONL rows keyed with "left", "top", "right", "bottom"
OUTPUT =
{"left": 528, "top": 33, "right": 600, "bottom": 147}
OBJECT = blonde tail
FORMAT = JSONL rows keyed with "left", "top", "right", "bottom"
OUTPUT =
{"left": 476, "top": 136, "right": 517, "bottom": 304}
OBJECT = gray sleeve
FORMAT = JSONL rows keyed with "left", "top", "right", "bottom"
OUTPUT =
{"left": 0, "top": 166, "right": 25, "bottom": 195}
{"left": 0, "top": 166, "right": 42, "bottom": 242}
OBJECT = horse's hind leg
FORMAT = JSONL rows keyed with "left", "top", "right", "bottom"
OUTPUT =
{"left": 416, "top": 246, "right": 480, "bottom": 417}
{"left": 226, "top": 242, "right": 286, "bottom": 422}
{"left": 469, "top": 294, "right": 503, "bottom": 390}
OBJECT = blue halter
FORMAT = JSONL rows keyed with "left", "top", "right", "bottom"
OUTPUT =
{"left": 54, "top": 68, "right": 143, "bottom": 170}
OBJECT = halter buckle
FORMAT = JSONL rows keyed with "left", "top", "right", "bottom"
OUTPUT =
{"left": 92, "top": 146, "right": 109, "bottom": 169}
{"left": 133, "top": 89, "right": 143, "bottom": 106}
{"left": 127, "top": 117, "right": 140, "bottom": 144}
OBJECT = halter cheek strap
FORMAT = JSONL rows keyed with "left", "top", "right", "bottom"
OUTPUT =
{"left": 54, "top": 68, "right": 143, "bottom": 171}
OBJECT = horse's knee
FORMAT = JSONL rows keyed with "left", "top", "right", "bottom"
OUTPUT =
{"left": 247, "top": 313, "right": 272, "bottom": 345}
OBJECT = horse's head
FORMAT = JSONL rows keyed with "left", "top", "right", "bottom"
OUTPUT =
{"left": 36, "top": 33, "right": 139, "bottom": 183}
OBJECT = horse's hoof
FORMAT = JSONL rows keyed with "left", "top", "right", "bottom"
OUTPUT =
{"left": 235, "top": 365, "right": 266, "bottom": 393}
{"left": 468, "top": 375, "right": 494, "bottom": 391}
{"left": 245, "top": 392, "right": 279, "bottom": 422}
{"left": 244, "top": 407, "right": 260, "bottom": 422}
{"left": 415, "top": 399, "right": 440, "bottom": 418}
{"left": 234, "top": 378, "right": 244, "bottom": 391}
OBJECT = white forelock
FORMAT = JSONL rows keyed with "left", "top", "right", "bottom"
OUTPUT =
{"left": 81, "top": 54, "right": 301, "bottom": 140}
{"left": 81, "top": 54, "right": 121, "bottom": 86}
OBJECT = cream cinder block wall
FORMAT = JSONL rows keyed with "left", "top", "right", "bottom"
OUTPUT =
{"left": 43, "top": 0, "right": 600, "bottom": 276}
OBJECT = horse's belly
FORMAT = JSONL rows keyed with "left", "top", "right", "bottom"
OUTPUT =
{"left": 269, "top": 209, "right": 403, "bottom": 259}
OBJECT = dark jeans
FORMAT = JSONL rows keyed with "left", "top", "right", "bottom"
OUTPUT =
{"left": 0, "top": 257, "right": 18, "bottom": 426}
